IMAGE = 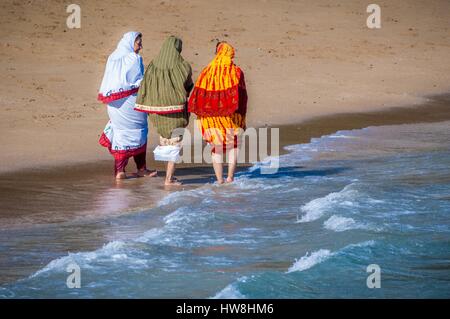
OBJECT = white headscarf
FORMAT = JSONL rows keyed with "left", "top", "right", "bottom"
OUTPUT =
{"left": 98, "top": 31, "right": 144, "bottom": 103}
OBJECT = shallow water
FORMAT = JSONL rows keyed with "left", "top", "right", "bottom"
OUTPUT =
{"left": 1, "top": 121, "right": 449, "bottom": 298}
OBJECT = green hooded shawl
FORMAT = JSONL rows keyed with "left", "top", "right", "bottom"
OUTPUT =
{"left": 135, "top": 36, "right": 193, "bottom": 139}
{"left": 136, "top": 36, "right": 193, "bottom": 113}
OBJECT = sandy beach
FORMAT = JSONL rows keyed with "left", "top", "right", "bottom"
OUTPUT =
{"left": 1, "top": 0, "right": 450, "bottom": 173}
{"left": 1, "top": 1, "right": 450, "bottom": 297}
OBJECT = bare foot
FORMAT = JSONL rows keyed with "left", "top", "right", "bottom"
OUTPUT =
{"left": 165, "top": 179, "right": 182, "bottom": 186}
{"left": 216, "top": 178, "right": 225, "bottom": 184}
{"left": 137, "top": 169, "right": 158, "bottom": 178}
{"left": 115, "top": 172, "right": 127, "bottom": 180}
{"left": 225, "top": 177, "right": 234, "bottom": 183}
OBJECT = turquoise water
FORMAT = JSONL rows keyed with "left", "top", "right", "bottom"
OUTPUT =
{"left": 1, "top": 121, "right": 449, "bottom": 298}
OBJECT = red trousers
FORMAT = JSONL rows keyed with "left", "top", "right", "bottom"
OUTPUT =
{"left": 114, "top": 151, "right": 147, "bottom": 175}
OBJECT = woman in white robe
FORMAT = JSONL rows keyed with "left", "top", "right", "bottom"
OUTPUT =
{"left": 98, "top": 31, "right": 157, "bottom": 179}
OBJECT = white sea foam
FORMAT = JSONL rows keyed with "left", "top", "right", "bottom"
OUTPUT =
{"left": 157, "top": 187, "right": 214, "bottom": 207}
{"left": 157, "top": 191, "right": 185, "bottom": 207}
{"left": 163, "top": 207, "right": 191, "bottom": 224}
{"left": 247, "top": 156, "right": 280, "bottom": 173}
{"left": 344, "top": 240, "right": 376, "bottom": 249}
{"left": 212, "top": 277, "right": 248, "bottom": 299}
{"left": 296, "top": 184, "right": 358, "bottom": 223}
{"left": 233, "top": 177, "right": 284, "bottom": 191}
{"left": 193, "top": 237, "right": 257, "bottom": 245}
{"left": 212, "top": 284, "right": 246, "bottom": 299}
{"left": 323, "top": 215, "right": 358, "bottom": 232}
{"left": 287, "top": 249, "right": 333, "bottom": 273}
{"left": 0, "top": 287, "right": 15, "bottom": 298}
{"left": 30, "top": 241, "right": 126, "bottom": 278}
{"left": 328, "top": 135, "right": 357, "bottom": 139}
{"left": 324, "top": 215, "right": 381, "bottom": 232}
{"left": 135, "top": 207, "right": 217, "bottom": 247}
{"left": 134, "top": 228, "right": 165, "bottom": 243}
{"left": 286, "top": 240, "right": 377, "bottom": 274}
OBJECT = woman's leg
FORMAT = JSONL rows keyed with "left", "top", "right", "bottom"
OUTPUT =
{"left": 115, "top": 157, "right": 129, "bottom": 179}
{"left": 226, "top": 147, "right": 238, "bottom": 183}
{"left": 165, "top": 161, "right": 181, "bottom": 185}
{"left": 212, "top": 151, "right": 224, "bottom": 184}
{"left": 134, "top": 151, "right": 157, "bottom": 177}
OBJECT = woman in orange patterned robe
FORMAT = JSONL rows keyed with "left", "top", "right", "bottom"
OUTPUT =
{"left": 188, "top": 42, "right": 248, "bottom": 184}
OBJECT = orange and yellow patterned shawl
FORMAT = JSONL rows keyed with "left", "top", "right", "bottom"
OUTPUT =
{"left": 188, "top": 42, "right": 247, "bottom": 117}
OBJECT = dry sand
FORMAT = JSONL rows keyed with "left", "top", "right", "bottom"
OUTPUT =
{"left": 0, "top": 0, "right": 450, "bottom": 173}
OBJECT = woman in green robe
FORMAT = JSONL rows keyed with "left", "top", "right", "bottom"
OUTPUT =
{"left": 135, "top": 36, "right": 193, "bottom": 186}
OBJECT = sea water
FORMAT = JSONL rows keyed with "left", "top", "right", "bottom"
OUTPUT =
{"left": 1, "top": 121, "right": 449, "bottom": 298}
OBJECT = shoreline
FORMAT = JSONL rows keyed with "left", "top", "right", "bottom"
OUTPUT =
{"left": 0, "top": 92, "right": 449, "bottom": 229}
{"left": 2, "top": 91, "right": 450, "bottom": 176}
{"left": 278, "top": 92, "right": 450, "bottom": 149}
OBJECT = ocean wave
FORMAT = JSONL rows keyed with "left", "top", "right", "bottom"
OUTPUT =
{"left": 162, "top": 206, "right": 212, "bottom": 228}
{"left": 323, "top": 215, "right": 358, "bottom": 232}
{"left": 296, "top": 184, "right": 359, "bottom": 223}
{"left": 246, "top": 156, "right": 280, "bottom": 174}
{"left": 328, "top": 134, "right": 357, "bottom": 139}
{"left": 135, "top": 207, "right": 253, "bottom": 247}
{"left": 283, "top": 129, "right": 358, "bottom": 154}
{"left": 232, "top": 177, "right": 285, "bottom": 191}
{"left": 29, "top": 241, "right": 127, "bottom": 278}
{"left": 134, "top": 228, "right": 166, "bottom": 243}
{"left": 324, "top": 215, "right": 382, "bottom": 232}
{"left": 163, "top": 207, "right": 194, "bottom": 225}
{"left": 286, "top": 249, "right": 333, "bottom": 273}
{"left": 286, "top": 241, "right": 377, "bottom": 274}
{"left": 211, "top": 277, "right": 248, "bottom": 299}
{"left": 344, "top": 240, "right": 376, "bottom": 249}
{"left": 157, "top": 187, "right": 215, "bottom": 207}
{"left": 0, "top": 287, "right": 15, "bottom": 298}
